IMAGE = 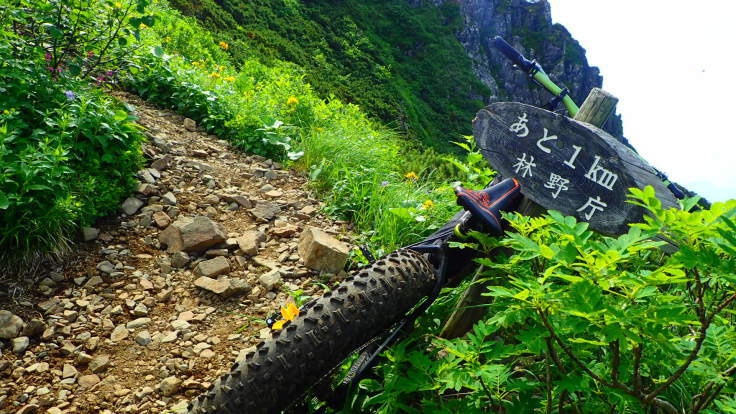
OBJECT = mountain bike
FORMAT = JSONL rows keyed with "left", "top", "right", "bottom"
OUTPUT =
{"left": 186, "top": 37, "right": 684, "bottom": 414}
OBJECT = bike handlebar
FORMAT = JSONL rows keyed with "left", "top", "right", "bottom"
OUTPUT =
{"left": 492, "top": 36, "right": 536, "bottom": 73}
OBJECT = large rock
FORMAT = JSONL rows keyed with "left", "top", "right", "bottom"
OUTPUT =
{"left": 194, "top": 256, "right": 230, "bottom": 278}
{"left": 0, "top": 310, "right": 25, "bottom": 339}
{"left": 298, "top": 226, "right": 349, "bottom": 273}
{"left": 158, "top": 216, "right": 226, "bottom": 253}
{"left": 236, "top": 230, "right": 266, "bottom": 256}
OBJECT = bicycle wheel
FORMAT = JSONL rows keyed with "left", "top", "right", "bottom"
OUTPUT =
{"left": 187, "top": 248, "right": 436, "bottom": 414}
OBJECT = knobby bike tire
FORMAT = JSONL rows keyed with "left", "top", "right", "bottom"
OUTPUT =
{"left": 187, "top": 248, "right": 436, "bottom": 414}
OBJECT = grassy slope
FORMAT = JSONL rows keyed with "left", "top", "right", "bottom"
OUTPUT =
{"left": 166, "top": 0, "right": 490, "bottom": 150}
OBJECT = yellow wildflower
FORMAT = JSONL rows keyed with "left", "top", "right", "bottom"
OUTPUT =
{"left": 271, "top": 302, "right": 300, "bottom": 330}
{"left": 286, "top": 96, "right": 299, "bottom": 106}
{"left": 208, "top": 72, "right": 220, "bottom": 79}
{"left": 218, "top": 41, "right": 229, "bottom": 50}
{"left": 139, "top": 23, "right": 148, "bottom": 29}
{"left": 191, "top": 61, "right": 200, "bottom": 66}
{"left": 405, "top": 171, "right": 419, "bottom": 181}
{"left": 164, "top": 36, "right": 172, "bottom": 43}
{"left": 114, "top": 1, "right": 122, "bottom": 8}
{"left": 422, "top": 199, "right": 434, "bottom": 209}
{"left": 223, "top": 76, "right": 236, "bottom": 82}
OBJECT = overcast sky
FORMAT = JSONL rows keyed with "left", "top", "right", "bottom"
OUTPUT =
{"left": 546, "top": 0, "right": 736, "bottom": 202}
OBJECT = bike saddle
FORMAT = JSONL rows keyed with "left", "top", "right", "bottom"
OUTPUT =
{"left": 454, "top": 178, "right": 522, "bottom": 236}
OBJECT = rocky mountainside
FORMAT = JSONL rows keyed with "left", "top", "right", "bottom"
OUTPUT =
{"left": 434, "top": 0, "right": 625, "bottom": 140}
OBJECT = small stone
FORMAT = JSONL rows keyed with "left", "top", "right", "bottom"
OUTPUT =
{"left": 183, "top": 118, "right": 197, "bottom": 131}
{"left": 152, "top": 211, "right": 171, "bottom": 228}
{"left": 192, "top": 149, "right": 209, "bottom": 158}
{"left": 110, "top": 325, "right": 129, "bottom": 342}
{"left": 121, "top": 197, "right": 144, "bottom": 215}
{"left": 135, "top": 331, "right": 151, "bottom": 346}
{"left": 258, "top": 270, "right": 282, "bottom": 291}
{"left": 298, "top": 226, "right": 349, "bottom": 273}
{"left": 200, "top": 349, "right": 215, "bottom": 358}
{"left": 227, "top": 278, "right": 251, "bottom": 297}
{"left": 62, "top": 364, "right": 78, "bottom": 378}
{"left": 300, "top": 205, "right": 318, "bottom": 215}
{"left": 251, "top": 201, "right": 280, "bottom": 221}
{"left": 157, "top": 331, "right": 178, "bottom": 343}
{"left": 84, "top": 276, "right": 104, "bottom": 288}
{"left": 27, "top": 362, "right": 49, "bottom": 373}
{"left": 160, "top": 376, "right": 182, "bottom": 396}
{"left": 221, "top": 194, "right": 252, "bottom": 208}
{"left": 178, "top": 311, "right": 195, "bottom": 322}
{"left": 194, "top": 276, "right": 229, "bottom": 295}
{"left": 89, "top": 355, "right": 110, "bottom": 373}
{"left": 138, "top": 169, "right": 156, "bottom": 184}
{"left": 171, "top": 319, "right": 191, "bottom": 331}
{"left": 272, "top": 224, "right": 299, "bottom": 238}
{"left": 126, "top": 318, "right": 151, "bottom": 329}
{"left": 96, "top": 261, "right": 115, "bottom": 274}
{"left": 194, "top": 256, "right": 231, "bottom": 278}
{"left": 264, "top": 189, "right": 284, "bottom": 198}
{"left": 151, "top": 154, "right": 173, "bottom": 171}
{"left": 162, "top": 192, "right": 177, "bottom": 206}
{"left": 171, "top": 251, "right": 190, "bottom": 268}
{"left": 16, "top": 404, "right": 39, "bottom": 414}
{"left": 78, "top": 374, "right": 101, "bottom": 388}
{"left": 21, "top": 318, "right": 46, "bottom": 338}
{"left": 132, "top": 303, "right": 148, "bottom": 316}
{"left": 82, "top": 227, "right": 100, "bottom": 242}
{"left": 77, "top": 352, "right": 93, "bottom": 364}
{"left": 0, "top": 311, "right": 25, "bottom": 339}
{"left": 236, "top": 230, "right": 265, "bottom": 256}
{"left": 12, "top": 336, "right": 29, "bottom": 354}
{"left": 137, "top": 182, "right": 158, "bottom": 196}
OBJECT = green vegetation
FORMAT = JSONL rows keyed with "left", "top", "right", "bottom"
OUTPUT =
{"left": 165, "top": 0, "right": 490, "bottom": 149}
{"left": 0, "top": 0, "right": 152, "bottom": 273}
{"left": 352, "top": 192, "right": 736, "bottom": 413}
{"left": 2, "top": 0, "right": 736, "bottom": 411}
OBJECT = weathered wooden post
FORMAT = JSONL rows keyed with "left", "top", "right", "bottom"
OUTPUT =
{"left": 440, "top": 88, "right": 673, "bottom": 338}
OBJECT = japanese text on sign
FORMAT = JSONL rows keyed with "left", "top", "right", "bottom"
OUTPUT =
{"left": 508, "top": 112, "right": 620, "bottom": 221}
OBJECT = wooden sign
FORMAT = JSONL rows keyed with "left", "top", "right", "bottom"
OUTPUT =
{"left": 473, "top": 102, "right": 678, "bottom": 235}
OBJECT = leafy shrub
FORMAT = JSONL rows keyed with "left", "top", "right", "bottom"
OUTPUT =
{"left": 357, "top": 190, "right": 736, "bottom": 413}
{"left": 0, "top": 2, "right": 146, "bottom": 274}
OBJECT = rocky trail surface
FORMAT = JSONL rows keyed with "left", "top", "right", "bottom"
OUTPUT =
{"left": 0, "top": 92, "right": 354, "bottom": 413}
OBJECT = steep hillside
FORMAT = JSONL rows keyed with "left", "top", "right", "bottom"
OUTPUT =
{"left": 167, "top": 0, "right": 490, "bottom": 149}
{"left": 168, "top": 0, "right": 625, "bottom": 149}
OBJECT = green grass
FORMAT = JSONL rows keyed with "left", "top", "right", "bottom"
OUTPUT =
{"left": 164, "top": 0, "right": 490, "bottom": 150}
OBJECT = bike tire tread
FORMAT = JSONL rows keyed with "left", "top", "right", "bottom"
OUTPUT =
{"left": 187, "top": 248, "right": 435, "bottom": 414}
